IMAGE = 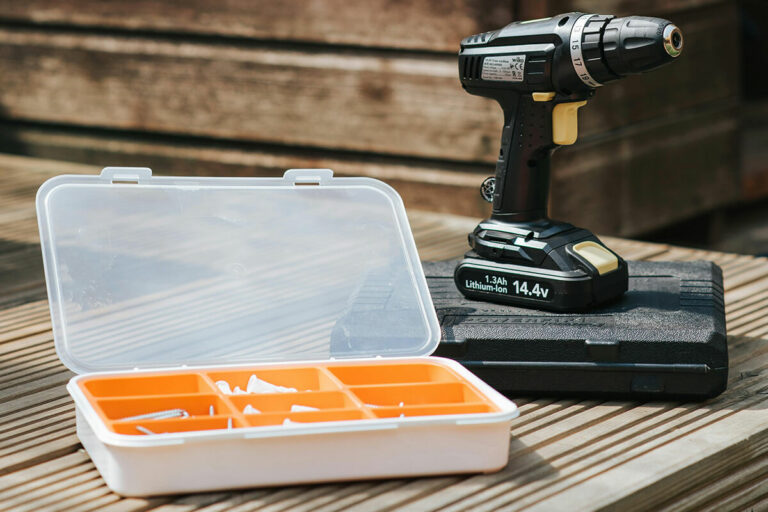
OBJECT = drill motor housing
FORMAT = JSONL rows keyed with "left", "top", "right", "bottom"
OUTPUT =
{"left": 455, "top": 13, "right": 683, "bottom": 311}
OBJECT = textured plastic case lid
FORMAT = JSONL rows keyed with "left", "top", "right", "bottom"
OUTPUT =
{"left": 36, "top": 168, "right": 440, "bottom": 374}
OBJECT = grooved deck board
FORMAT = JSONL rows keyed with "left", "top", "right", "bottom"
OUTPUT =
{"left": 0, "top": 153, "right": 766, "bottom": 510}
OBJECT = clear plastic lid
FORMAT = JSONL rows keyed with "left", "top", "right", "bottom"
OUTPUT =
{"left": 36, "top": 168, "right": 440, "bottom": 373}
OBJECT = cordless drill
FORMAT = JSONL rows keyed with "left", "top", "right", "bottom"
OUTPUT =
{"left": 455, "top": 13, "right": 683, "bottom": 312}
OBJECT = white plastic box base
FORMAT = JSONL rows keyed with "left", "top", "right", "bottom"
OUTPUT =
{"left": 70, "top": 358, "right": 518, "bottom": 497}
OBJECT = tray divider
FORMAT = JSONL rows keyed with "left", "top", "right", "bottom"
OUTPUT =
{"left": 214, "top": 394, "right": 250, "bottom": 425}
{"left": 227, "top": 407, "right": 248, "bottom": 429}
{"left": 93, "top": 394, "right": 196, "bottom": 426}
{"left": 114, "top": 415, "right": 244, "bottom": 435}
{"left": 96, "top": 393, "right": 240, "bottom": 429}
{"left": 199, "top": 372, "right": 227, "bottom": 398}
{"left": 341, "top": 389, "right": 377, "bottom": 419}
{"left": 79, "top": 384, "right": 100, "bottom": 407}
{"left": 346, "top": 381, "right": 495, "bottom": 409}
{"left": 199, "top": 371, "right": 248, "bottom": 424}
{"left": 195, "top": 371, "right": 222, "bottom": 395}
{"left": 316, "top": 366, "right": 349, "bottom": 391}
{"left": 371, "top": 402, "right": 493, "bottom": 418}
{"left": 318, "top": 366, "right": 376, "bottom": 418}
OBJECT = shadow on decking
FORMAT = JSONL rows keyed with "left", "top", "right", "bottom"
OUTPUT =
{"left": 0, "top": 239, "right": 46, "bottom": 308}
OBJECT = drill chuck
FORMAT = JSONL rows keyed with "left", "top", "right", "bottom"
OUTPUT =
{"left": 597, "top": 16, "right": 683, "bottom": 79}
{"left": 663, "top": 24, "right": 684, "bottom": 57}
{"left": 569, "top": 14, "right": 683, "bottom": 89}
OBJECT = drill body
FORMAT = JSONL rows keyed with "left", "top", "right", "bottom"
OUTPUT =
{"left": 455, "top": 13, "right": 683, "bottom": 311}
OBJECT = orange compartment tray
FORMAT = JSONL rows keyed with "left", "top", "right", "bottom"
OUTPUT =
{"left": 77, "top": 360, "right": 501, "bottom": 436}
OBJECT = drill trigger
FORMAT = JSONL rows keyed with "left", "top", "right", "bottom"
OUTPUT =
{"left": 552, "top": 100, "right": 587, "bottom": 145}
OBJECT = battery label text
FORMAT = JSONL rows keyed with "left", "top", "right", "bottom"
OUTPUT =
{"left": 461, "top": 270, "right": 552, "bottom": 301}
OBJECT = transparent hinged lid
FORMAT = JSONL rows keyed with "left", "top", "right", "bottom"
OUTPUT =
{"left": 36, "top": 168, "right": 440, "bottom": 373}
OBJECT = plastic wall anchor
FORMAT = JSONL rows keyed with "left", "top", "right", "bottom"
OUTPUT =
{"left": 290, "top": 405, "right": 319, "bottom": 412}
{"left": 216, "top": 381, "right": 232, "bottom": 395}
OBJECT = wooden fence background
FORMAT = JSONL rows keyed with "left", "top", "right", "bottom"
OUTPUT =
{"left": 0, "top": 0, "right": 744, "bottom": 237}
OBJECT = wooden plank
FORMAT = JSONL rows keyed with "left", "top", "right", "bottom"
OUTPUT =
{"left": 0, "top": 369, "right": 72, "bottom": 406}
{"left": 0, "top": 0, "right": 515, "bottom": 53}
{"left": 0, "top": 3, "right": 739, "bottom": 164}
{"left": 655, "top": 452, "right": 768, "bottom": 511}
{"left": 550, "top": 0, "right": 725, "bottom": 16}
{"left": 740, "top": 100, "right": 768, "bottom": 200}
{"left": 0, "top": 432, "right": 79, "bottom": 476}
{"left": 0, "top": 127, "right": 493, "bottom": 220}
{"left": 553, "top": 408, "right": 768, "bottom": 512}
{"left": 0, "top": 0, "right": 724, "bottom": 53}
{"left": 409, "top": 373, "right": 768, "bottom": 511}
{"left": 0, "top": 101, "right": 741, "bottom": 236}
{"left": 552, "top": 104, "right": 739, "bottom": 236}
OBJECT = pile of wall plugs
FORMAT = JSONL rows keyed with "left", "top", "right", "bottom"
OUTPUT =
{"left": 242, "top": 404, "right": 319, "bottom": 415}
{"left": 216, "top": 374, "right": 297, "bottom": 395}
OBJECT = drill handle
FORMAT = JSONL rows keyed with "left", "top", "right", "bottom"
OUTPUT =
{"left": 492, "top": 93, "right": 555, "bottom": 222}
{"left": 492, "top": 92, "right": 586, "bottom": 223}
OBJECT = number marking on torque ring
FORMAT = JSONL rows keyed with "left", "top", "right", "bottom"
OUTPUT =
{"left": 570, "top": 14, "right": 602, "bottom": 88}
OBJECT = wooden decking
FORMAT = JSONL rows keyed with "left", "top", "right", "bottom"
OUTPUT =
{"left": 1, "top": 153, "right": 768, "bottom": 511}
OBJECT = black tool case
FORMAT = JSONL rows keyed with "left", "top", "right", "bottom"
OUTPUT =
{"left": 423, "top": 260, "right": 728, "bottom": 399}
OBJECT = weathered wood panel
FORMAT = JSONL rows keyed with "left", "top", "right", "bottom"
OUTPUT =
{"left": 0, "top": 0, "right": 723, "bottom": 52}
{"left": 0, "top": 3, "right": 739, "bottom": 165}
{"left": 0, "top": 0, "right": 515, "bottom": 52}
{"left": 741, "top": 100, "right": 768, "bottom": 200}
{"left": 0, "top": 102, "right": 740, "bottom": 236}
{"left": 550, "top": 0, "right": 728, "bottom": 16}
{"left": 552, "top": 104, "right": 740, "bottom": 236}
{"left": 0, "top": 124, "right": 493, "bottom": 219}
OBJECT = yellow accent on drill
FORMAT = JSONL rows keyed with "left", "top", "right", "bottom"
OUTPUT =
{"left": 572, "top": 241, "right": 619, "bottom": 275}
{"left": 552, "top": 100, "right": 587, "bottom": 145}
{"left": 532, "top": 92, "right": 556, "bottom": 101}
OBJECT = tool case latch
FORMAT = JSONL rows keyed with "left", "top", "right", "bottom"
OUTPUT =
{"left": 584, "top": 339, "right": 620, "bottom": 362}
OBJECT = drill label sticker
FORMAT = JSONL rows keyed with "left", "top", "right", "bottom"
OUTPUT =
{"left": 481, "top": 55, "right": 525, "bottom": 82}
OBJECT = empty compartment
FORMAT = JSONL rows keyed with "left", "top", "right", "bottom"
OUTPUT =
{"left": 328, "top": 362, "right": 460, "bottom": 386}
{"left": 112, "top": 416, "right": 244, "bottom": 435}
{"left": 372, "top": 403, "right": 492, "bottom": 418}
{"left": 245, "top": 409, "right": 367, "bottom": 427}
{"left": 206, "top": 367, "right": 341, "bottom": 394}
{"left": 80, "top": 372, "right": 214, "bottom": 398}
{"left": 229, "top": 391, "right": 357, "bottom": 414}
{"left": 350, "top": 382, "right": 490, "bottom": 408}
{"left": 96, "top": 395, "right": 236, "bottom": 421}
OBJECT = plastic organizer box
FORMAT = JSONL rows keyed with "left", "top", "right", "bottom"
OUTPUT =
{"left": 38, "top": 168, "right": 519, "bottom": 496}
{"left": 70, "top": 359, "right": 516, "bottom": 495}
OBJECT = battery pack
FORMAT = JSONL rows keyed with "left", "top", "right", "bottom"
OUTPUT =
{"left": 424, "top": 260, "right": 728, "bottom": 399}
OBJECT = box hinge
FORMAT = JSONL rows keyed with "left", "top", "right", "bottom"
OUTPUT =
{"left": 283, "top": 169, "right": 334, "bottom": 186}
{"left": 100, "top": 167, "right": 153, "bottom": 184}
